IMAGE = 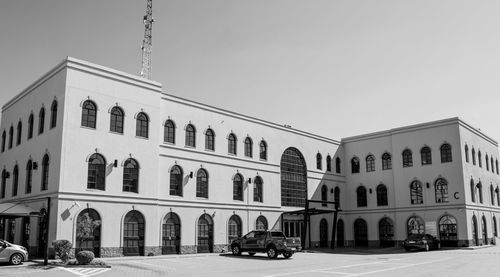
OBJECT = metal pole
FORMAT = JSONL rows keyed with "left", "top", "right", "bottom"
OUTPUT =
{"left": 331, "top": 202, "right": 338, "bottom": 249}
{"left": 44, "top": 197, "right": 50, "bottom": 266}
{"left": 302, "top": 200, "right": 308, "bottom": 250}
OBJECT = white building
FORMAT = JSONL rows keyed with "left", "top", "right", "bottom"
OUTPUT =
{"left": 0, "top": 57, "right": 498, "bottom": 257}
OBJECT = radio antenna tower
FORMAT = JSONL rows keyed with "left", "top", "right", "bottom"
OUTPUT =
{"left": 140, "top": 0, "right": 154, "bottom": 80}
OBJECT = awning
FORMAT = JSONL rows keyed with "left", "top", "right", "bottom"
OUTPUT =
{"left": 0, "top": 203, "right": 39, "bottom": 218}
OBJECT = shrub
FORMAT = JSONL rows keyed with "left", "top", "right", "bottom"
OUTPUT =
{"left": 76, "top": 250, "right": 95, "bottom": 265}
{"left": 52, "top": 240, "right": 72, "bottom": 263}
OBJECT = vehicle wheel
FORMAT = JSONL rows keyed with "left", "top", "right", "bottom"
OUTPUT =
{"left": 232, "top": 245, "right": 241, "bottom": 256}
{"left": 267, "top": 246, "right": 278, "bottom": 259}
{"left": 283, "top": 252, "right": 293, "bottom": 259}
{"left": 248, "top": 252, "right": 256, "bottom": 256}
{"left": 10, "top": 253, "right": 23, "bottom": 265}
{"left": 425, "top": 244, "right": 430, "bottom": 251}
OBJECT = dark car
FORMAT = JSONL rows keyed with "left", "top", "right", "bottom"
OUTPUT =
{"left": 230, "top": 230, "right": 301, "bottom": 259}
{"left": 403, "top": 234, "right": 441, "bottom": 251}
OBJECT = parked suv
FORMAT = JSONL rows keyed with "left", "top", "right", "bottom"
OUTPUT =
{"left": 230, "top": 230, "right": 301, "bottom": 259}
{"left": 0, "top": 240, "right": 28, "bottom": 265}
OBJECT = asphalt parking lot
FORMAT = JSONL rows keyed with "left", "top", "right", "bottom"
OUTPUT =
{"left": 2, "top": 246, "right": 500, "bottom": 277}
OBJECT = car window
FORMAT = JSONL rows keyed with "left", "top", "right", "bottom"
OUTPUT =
{"left": 408, "top": 234, "right": 424, "bottom": 240}
{"left": 245, "top": 232, "right": 255, "bottom": 239}
{"left": 255, "top": 231, "right": 266, "bottom": 239}
{"left": 270, "top": 232, "right": 285, "bottom": 238}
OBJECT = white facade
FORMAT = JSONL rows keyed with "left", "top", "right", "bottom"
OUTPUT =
{"left": 0, "top": 57, "right": 499, "bottom": 257}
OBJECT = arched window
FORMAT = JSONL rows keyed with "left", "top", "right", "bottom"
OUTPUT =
{"left": 197, "top": 214, "right": 214, "bottom": 253}
{"left": 496, "top": 159, "right": 499, "bottom": 175}
{"left": 38, "top": 107, "right": 45, "bottom": 134}
{"left": 494, "top": 216, "right": 498, "bottom": 237}
{"left": 110, "top": 106, "right": 124, "bottom": 133}
{"left": 253, "top": 176, "right": 263, "bottom": 202}
{"left": 326, "top": 155, "right": 332, "bottom": 171}
{"left": 321, "top": 185, "right": 328, "bottom": 206}
{"left": 28, "top": 113, "right": 34, "bottom": 139}
{"left": 376, "top": 184, "right": 388, "bottom": 206}
{"left": 228, "top": 215, "right": 242, "bottom": 243}
{"left": 256, "top": 216, "right": 268, "bottom": 230}
{"left": 356, "top": 186, "right": 367, "bottom": 207}
{"left": 228, "top": 133, "right": 237, "bottom": 155}
{"left": 486, "top": 154, "right": 490, "bottom": 171}
{"left": 169, "top": 165, "right": 183, "bottom": 196}
{"left": 0, "top": 170, "right": 6, "bottom": 198}
{"left": 465, "top": 145, "right": 469, "bottom": 163}
{"left": 87, "top": 153, "right": 106, "bottom": 190}
{"left": 164, "top": 120, "right": 176, "bottom": 144}
{"left": 366, "top": 155, "right": 375, "bottom": 172}
{"left": 233, "top": 173, "right": 243, "bottom": 201}
{"left": 281, "top": 148, "right": 307, "bottom": 207}
{"left": 244, "top": 137, "right": 253, "bottom": 157}
{"left": 205, "top": 129, "right": 214, "bottom": 150}
{"left": 1, "top": 131, "right": 5, "bottom": 152}
{"left": 8, "top": 126, "right": 13, "bottom": 149}
{"left": 439, "top": 215, "right": 457, "bottom": 247}
{"left": 410, "top": 180, "right": 423, "bottom": 204}
{"left": 334, "top": 187, "right": 340, "bottom": 207}
{"left": 478, "top": 151, "right": 482, "bottom": 168}
{"left": 354, "top": 218, "right": 368, "bottom": 246}
{"left": 185, "top": 124, "right": 196, "bottom": 147}
{"left": 81, "top": 100, "right": 97, "bottom": 128}
{"left": 316, "top": 153, "right": 322, "bottom": 170}
{"left": 496, "top": 187, "right": 500, "bottom": 207}
{"left": 434, "top": 178, "right": 448, "bottom": 203}
{"left": 259, "top": 140, "right": 267, "bottom": 160}
{"left": 470, "top": 179, "right": 476, "bottom": 203}
{"left": 402, "top": 149, "right": 413, "bottom": 167}
{"left": 12, "top": 165, "right": 18, "bottom": 197}
{"left": 16, "top": 121, "right": 22, "bottom": 146}
{"left": 491, "top": 185, "right": 495, "bottom": 205}
{"left": 135, "top": 112, "right": 149, "bottom": 138}
{"left": 41, "top": 154, "right": 49, "bottom": 191}
{"left": 123, "top": 210, "right": 145, "bottom": 256}
{"left": 491, "top": 157, "right": 495, "bottom": 174}
{"left": 478, "top": 182, "right": 483, "bottom": 203}
{"left": 25, "top": 160, "right": 33, "bottom": 194}
{"left": 421, "top": 146, "right": 432, "bottom": 165}
{"left": 336, "top": 219, "right": 344, "bottom": 247}
{"left": 50, "top": 100, "right": 58, "bottom": 128}
{"left": 123, "top": 158, "right": 139, "bottom": 193}
{"left": 382, "top": 153, "right": 392, "bottom": 170}
{"left": 407, "top": 216, "right": 425, "bottom": 236}
{"left": 319, "top": 218, "right": 328, "bottom": 247}
{"left": 351, "top": 157, "right": 360, "bottom": 173}
{"left": 76, "top": 209, "right": 102, "bottom": 257}
{"left": 482, "top": 216, "right": 488, "bottom": 244}
{"left": 379, "top": 217, "right": 394, "bottom": 247}
{"left": 196, "top": 168, "right": 208, "bottom": 198}
{"left": 335, "top": 157, "right": 341, "bottom": 173}
{"left": 472, "top": 148, "right": 476, "bottom": 165}
{"left": 440, "top": 143, "right": 452, "bottom": 163}
{"left": 162, "top": 212, "right": 181, "bottom": 254}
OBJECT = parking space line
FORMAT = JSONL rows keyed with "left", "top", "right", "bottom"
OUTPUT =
{"left": 349, "top": 258, "right": 451, "bottom": 276}
{"left": 130, "top": 260, "right": 177, "bottom": 270}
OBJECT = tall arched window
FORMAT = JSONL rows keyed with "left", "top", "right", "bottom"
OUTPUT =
{"left": 281, "top": 147, "right": 307, "bottom": 207}
{"left": 12, "top": 165, "right": 18, "bottom": 197}
{"left": 25, "top": 160, "right": 33, "bottom": 194}
{"left": 496, "top": 159, "right": 499, "bottom": 175}
{"left": 326, "top": 155, "right": 332, "bottom": 171}
{"left": 356, "top": 186, "right": 367, "bottom": 207}
{"left": 228, "top": 133, "right": 237, "bottom": 155}
{"left": 494, "top": 216, "right": 498, "bottom": 237}
{"left": 164, "top": 120, "right": 176, "bottom": 144}
{"left": 81, "top": 100, "right": 97, "bottom": 128}
{"left": 410, "top": 180, "right": 423, "bottom": 204}
{"left": 470, "top": 179, "right": 476, "bottom": 203}
{"left": 407, "top": 216, "right": 424, "bottom": 235}
{"left": 421, "top": 146, "right": 432, "bottom": 165}
{"left": 123, "top": 210, "right": 145, "bottom": 256}
{"left": 366, "top": 155, "right": 375, "bottom": 172}
{"left": 482, "top": 216, "right": 488, "bottom": 244}
{"left": 1, "top": 131, "right": 5, "bottom": 152}
{"left": 196, "top": 168, "right": 208, "bottom": 198}
{"left": 465, "top": 144, "right": 469, "bottom": 163}
{"left": 486, "top": 154, "right": 490, "bottom": 171}
{"left": 162, "top": 212, "right": 181, "bottom": 254}
{"left": 321, "top": 185, "right": 328, "bottom": 206}
{"left": 259, "top": 140, "right": 267, "bottom": 160}
{"left": 50, "top": 100, "right": 58, "bottom": 128}
{"left": 169, "top": 165, "right": 183, "bottom": 196}
{"left": 439, "top": 215, "right": 457, "bottom": 247}
{"left": 491, "top": 185, "right": 495, "bottom": 205}
{"left": 491, "top": 157, "right": 495, "bottom": 174}
{"left": 496, "top": 187, "right": 500, "bottom": 207}
{"left": 254, "top": 176, "right": 263, "bottom": 202}
{"left": 244, "top": 137, "right": 253, "bottom": 157}
{"left": 233, "top": 173, "right": 243, "bottom": 201}
{"left": 228, "top": 215, "right": 242, "bottom": 243}
{"left": 205, "top": 129, "right": 214, "bottom": 150}
{"left": 256, "top": 216, "right": 268, "bottom": 230}
{"left": 335, "top": 157, "right": 341, "bottom": 173}
{"left": 478, "top": 151, "right": 482, "bottom": 167}
{"left": 354, "top": 218, "right": 368, "bottom": 246}
{"left": 135, "top": 112, "right": 149, "bottom": 138}
{"left": 185, "top": 124, "right": 196, "bottom": 147}
{"left": 110, "top": 106, "right": 124, "bottom": 133}
{"left": 434, "top": 178, "right": 448, "bottom": 203}
{"left": 123, "top": 158, "right": 139, "bottom": 193}
{"left": 38, "top": 107, "right": 45, "bottom": 134}
{"left": 379, "top": 217, "right": 394, "bottom": 247}
{"left": 28, "top": 113, "right": 34, "bottom": 139}
{"left": 41, "top": 154, "right": 49, "bottom": 191}
{"left": 440, "top": 143, "right": 452, "bottom": 163}
{"left": 478, "top": 182, "right": 483, "bottom": 203}
{"left": 472, "top": 148, "right": 476, "bottom": 165}
{"left": 76, "top": 209, "right": 102, "bottom": 257}
{"left": 8, "top": 126, "right": 13, "bottom": 149}
{"left": 334, "top": 187, "right": 340, "bottom": 207}
{"left": 351, "top": 157, "right": 360, "bottom": 173}
{"left": 16, "top": 121, "right": 22, "bottom": 146}
{"left": 197, "top": 214, "right": 214, "bottom": 253}
{"left": 87, "top": 153, "right": 106, "bottom": 190}
{"left": 382, "top": 153, "right": 392, "bottom": 170}
{"left": 316, "top": 153, "right": 322, "bottom": 170}
{"left": 402, "top": 149, "right": 413, "bottom": 167}
{"left": 0, "top": 170, "right": 6, "bottom": 199}
{"left": 376, "top": 184, "right": 388, "bottom": 206}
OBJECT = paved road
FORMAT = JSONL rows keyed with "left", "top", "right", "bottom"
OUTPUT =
{"left": 2, "top": 246, "right": 500, "bottom": 277}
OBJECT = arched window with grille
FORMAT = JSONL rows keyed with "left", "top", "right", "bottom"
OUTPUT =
{"left": 259, "top": 140, "right": 267, "bottom": 160}
{"left": 357, "top": 186, "right": 367, "bottom": 207}
{"left": 382, "top": 153, "right": 391, "bottom": 170}
{"left": 402, "top": 149, "right": 413, "bottom": 167}
{"left": 205, "top": 129, "right": 214, "bottom": 150}
{"left": 440, "top": 143, "right": 452, "bottom": 163}
{"left": 196, "top": 168, "right": 208, "bottom": 198}
{"left": 496, "top": 159, "right": 499, "bottom": 175}
{"left": 228, "top": 133, "right": 237, "bottom": 155}
{"left": 496, "top": 187, "right": 500, "bottom": 207}
{"left": 486, "top": 154, "right": 490, "bottom": 171}
{"left": 494, "top": 216, "right": 498, "bottom": 237}
{"left": 472, "top": 148, "right": 476, "bottom": 165}
{"left": 41, "top": 154, "right": 49, "bottom": 191}
{"left": 185, "top": 124, "right": 196, "bottom": 147}
{"left": 351, "top": 157, "right": 360, "bottom": 173}
{"left": 376, "top": 184, "right": 388, "bottom": 206}
{"left": 434, "top": 178, "right": 448, "bottom": 203}
{"left": 379, "top": 217, "right": 394, "bottom": 247}
{"left": 110, "top": 106, "right": 124, "bottom": 133}
{"left": 164, "top": 120, "right": 176, "bottom": 144}
{"left": 321, "top": 185, "right": 328, "bottom": 206}
{"left": 471, "top": 179, "right": 476, "bottom": 203}
{"left": 38, "top": 107, "right": 45, "bottom": 134}
{"left": 478, "top": 151, "right": 482, "bottom": 168}
{"left": 1, "top": 130, "right": 5, "bottom": 152}
{"left": 87, "top": 153, "right": 106, "bottom": 190}
{"left": 135, "top": 112, "right": 149, "bottom": 138}
{"left": 256, "top": 216, "right": 268, "bottom": 230}
{"left": 8, "top": 126, "right": 13, "bottom": 149}
{"left": 0, "top": 170, "right": 6, "bottom": 198}
{"left": 244, "top": 137, "right": 253, "bottom": 157}
{"left": 366, "top": 155, "right": 375, "bottom": 172}
{"left": 81, "top": 100, "right": 97, "bottom": 128}
{"left": 316, "top": 153, "right": 322, "bottom": 170}
{"left": 478, "top": 182, "right": 483, "bottom": 203}
{"left": 50, "top": 100, "right": 58, "bottom": 128}
{"left": 12, "top": 165, "right": 18, "bottom": 197}
{"left": 228, "top": 215, "right": 242, "bottom": 244}
{"left": 280, "top": 147, "right": 307, "bottom": 207}
{"left": 421, "top": 146, "right": 432, "bottom": 165}
{"left": 233, "top": 173, "right": 243, "bottom": 201}
{"left": 326, "top": 155, "right": 332, "bottom": 171}
{"left": 410, "top": 180, "right": 423, "bottom": 204}
{"left": 28, "top": 113, "right": 34, "bottom": 139}
{"left": 439, "top": 215, "right": 458, "bottom": 247}
{"left": 407, "top": 216, "right": 425, "bottom": 236}
{"left": 123, "top": 158, "right": 139, "bottom": 193}
{"left": 335, "top": 157, "right": 341, "bottom": 173}
{"left": 254, "top": 176, "right": 263, "bottom": 202}
{"left": 16, "top": 121, "right": 22, "bottom": 146}
{"left": 465, "top": 144, "right": 469, "bottom": 163}
{"left": 25, "top": 160, "right": 33, "bottom": 194}
{"left": 491, "top": 157, "right": 495, "bottom": 174}
{"left": 491, "top": 185, "right": 495, "bottom": 205}
{"left": 123, "top": 210, "right": 145, "bottom": 256}
{"left": 169, "top": 165, "right": 183, "bottom": 196}
{"left": 334, "top": 187, "right": 340, "bottom": 207}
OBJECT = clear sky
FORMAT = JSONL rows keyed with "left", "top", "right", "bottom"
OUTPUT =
{"left": 1, "top": 0, "right": 500, "bottom": 142}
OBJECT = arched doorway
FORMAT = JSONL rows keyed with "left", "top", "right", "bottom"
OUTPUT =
{"left": 354, "top": 219, "right": 368, "bottom": 247}
{"left": 256, "top": 216, "right": 268, "bottom": 230}
{"left": 228, "top": 215, "right": 242, "bottom": 244}
{"left": 75, "top": 209, "right": 102, "bottom": 257}
{"left": 197, "top": 214, "right": 213, "bottom": 253}
{"left": 482, "top": 216, "right": 488, "bottom": 245}
{"left": 407, "top": 216, "right": 425, "bottom": 236}
{"left": 123, "top": 210, "right": 145, "bottom": 256}
{"left": 472, "top": 216, "right": 479, "bottom": 246}
{"left": 162, "top": 212, "right": 181, "bottom": 254}
{"left": 438, "top": 215, "right": 457, "bottom": 247}
{"left": 319, "top": 219, "right": 328, "bottom": 247}
{"left": 378, "top": 217, "right": 394, "bottom": 247}
{"left": 336, "top": 219, "right": 344, "bottom": 247}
